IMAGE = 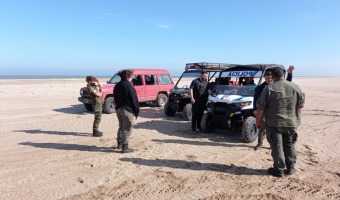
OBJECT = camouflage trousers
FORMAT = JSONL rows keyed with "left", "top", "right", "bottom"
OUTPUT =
{"left": 116, "top": 108, "right": 135, "bottom": 145}
{"left": 266, "top": 126, "right": 298, "bottom": 171}
{"left": 92, "top": 103, "right": 102, "bottom": 132}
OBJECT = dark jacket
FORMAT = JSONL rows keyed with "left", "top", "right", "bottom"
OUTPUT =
{"left": 114, "top": 80, "right": 140, "bottom": 116}
{"left": 253, "top": 73, "right": 292, "bottom": 110}
{"left": 190, "top": 78, "right": 208, "bottom": 101}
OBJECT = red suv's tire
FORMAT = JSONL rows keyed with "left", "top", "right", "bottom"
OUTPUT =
{"left": 103, "top": 97, "right": 115, "bottom": 114}
{"left": 156, "top": 93, "right": 168, "bottom": 107}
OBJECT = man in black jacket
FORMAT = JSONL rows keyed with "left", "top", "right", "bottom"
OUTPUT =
{"left": 114, "top": 69, "right": 140, "bottom": 153}
{"left": 189, "top": 71, "right": 208, "bottom": 133}
{"left": 253, "top": 65, "right": 294, "bottom": 150}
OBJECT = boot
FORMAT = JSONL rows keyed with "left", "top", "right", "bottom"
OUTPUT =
{"left": 93, "top": 130, "right": 103, "bottom": 137}
{"left": 117, "top": 141, "right": 122, "bottom": 149}
{"left": 121, "top": 144, "right": 134, "bottom": 153}
{"left": 254, "top": 144, "right": 262, "bottom": 150}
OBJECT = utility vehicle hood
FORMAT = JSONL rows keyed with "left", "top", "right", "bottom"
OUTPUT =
{"left": 209, "top": 94, "right": 253, "bottom": 104}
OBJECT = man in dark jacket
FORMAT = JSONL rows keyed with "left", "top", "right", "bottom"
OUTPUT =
{"left": 253, "top": 65, "right": 294, "bottom": 150}
{"left": 189, "top": 71, "right": 208, "bottom": 133}
{"left": 114, "top": 69, "right": 140, "bottom": 153}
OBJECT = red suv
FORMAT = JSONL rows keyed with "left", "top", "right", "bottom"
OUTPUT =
{"left": 78, "top": 69, "right": 174, "bottom": 113}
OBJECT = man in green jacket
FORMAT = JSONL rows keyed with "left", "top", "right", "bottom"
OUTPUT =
{"left": 256, "top": 67, "right": 304, "bottom": 177}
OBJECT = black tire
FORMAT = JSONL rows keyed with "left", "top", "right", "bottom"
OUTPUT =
{"left": 201, "top": 113, "right": 215, "bottom": 133}
{"left": 164, "top": 102, "right": 176, "bottom": 116}
{"left": 103, "top": 97, "right": 115, "bottom": 114}
{"left": 183, "top": 103, "right": 192, "bottom": 121}
{"left": 241, "top": 116, "right": 258, "bottom": 143}
{"left": 156, "top": 93, "right": 168, "bottom": 107}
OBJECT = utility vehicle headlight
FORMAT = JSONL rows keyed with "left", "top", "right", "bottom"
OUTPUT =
{"left": 207, "top": 100, "right": 216, "bottom": 104}
{"left": 80, "top": 90, "right": 84, "bottom": 95}
{"left": 234, "top": 101, "right": 251, "bottom": 107}
{"left": 240, "top": 101, "right": 251, "bottom": 107}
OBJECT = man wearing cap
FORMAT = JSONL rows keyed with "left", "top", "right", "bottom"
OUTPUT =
{"left": 253, "top": 65, "right": 294, "bottom": 150}
{"left": 256, "top": 67, "right": 304, "bottom": 177}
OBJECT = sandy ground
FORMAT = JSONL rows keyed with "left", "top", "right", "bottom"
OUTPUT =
{"left": 0, "top": 77, "right": 339, "bottom": 200}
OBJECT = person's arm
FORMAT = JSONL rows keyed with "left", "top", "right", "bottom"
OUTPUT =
{"left": 128, "top": 84, "right": 140, "bottom": 118}
{"left": 286, "top": 65, "right": 295, "bottom": 82}
{"left": 255, "top": 87, "right": 269, "bottom": 129}
{"left": 189, "top": 80, "right": 196, "bottom": 104}
{"left": 255, "top": 109, "right": 265, "bottom": 129}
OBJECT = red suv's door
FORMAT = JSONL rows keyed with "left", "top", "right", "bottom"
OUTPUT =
{"left": 131, "top": 74, "right": 146, "bottom": 101}
{"left": 144, "top": 74, "right": 159, "bottom": 101}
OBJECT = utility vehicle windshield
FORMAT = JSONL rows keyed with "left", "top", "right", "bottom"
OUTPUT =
{"left": 214, "top": 85, "right": 256, "bottom": 96}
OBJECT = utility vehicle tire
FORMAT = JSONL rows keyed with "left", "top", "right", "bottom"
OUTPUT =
{"left": 241, "top": 116, "right": 258, "bottom": 143}
{"left": 183, "top": 103, "right": 192, "bottom": 121}
{"left": 84, "top": 103, "right": 93, "bottom": 112}
{"left": 156, "top": 93, "right": 168, "bottom": 107}
{"left": 103, "top": 97, "right": 115, "bottom": 114}
{"left": 201, "top": 113, "right": 215, "bottom": 133}
{"left": 164, "top": 102, "right": 176, "bottom": 116}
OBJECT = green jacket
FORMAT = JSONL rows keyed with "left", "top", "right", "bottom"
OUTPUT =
{"left": 257, "top": 78, "right": 304, "bottom": 127}
{"left": 87, "top": 84, "right": 103, "bottom": 111}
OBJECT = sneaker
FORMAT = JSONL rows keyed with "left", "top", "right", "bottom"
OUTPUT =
{"left": 285, "top": 167, "right": 296, "bottom": 175}
{"left": 192, "top": 129, "right": 197, "bottom": 134}
{"left": 93, "top": 131, "right": 103, "bottom": 137}
{"left": 254, "top": 144, "right": 262, "bottom": 150}
{"left": 267, "top": 167, "right": 284, "bottom": 178}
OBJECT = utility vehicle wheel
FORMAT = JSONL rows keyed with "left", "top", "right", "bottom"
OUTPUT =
{"left": 183, "top": 103, "right": 192, "bottom": 121}
{"left": 103, "top": 97, "right": 115, "bottom": 114}
{"left": 241, "top": 116, "right": 258, "bottom": 143}
{"left": 156, "top": 93, "right": 168, "bottom": 107}
{"left": 84, "top": 103, "right": 93, "bottom": 111}
{"left": 164, "top": 102, "right": 176, "bottom": 116}
{"left": 201, "top": 113, "right": 215, "bottom": 133}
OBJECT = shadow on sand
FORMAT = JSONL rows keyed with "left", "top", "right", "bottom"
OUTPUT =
{"left": 119, "top": 157, "right": 266, "bottom": 176}
{"left": 18, "top": 141, "right": 114, "bottom": 152}
{"left": 15, "top": 129, "right": 89, "bottom": 137}
{"left": 53, "top": 104, "right": 89, "bottom": 114}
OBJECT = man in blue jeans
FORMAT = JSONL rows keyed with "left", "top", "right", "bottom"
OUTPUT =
{"left": 256, "top": 67, "right": 304, "bottom": 177}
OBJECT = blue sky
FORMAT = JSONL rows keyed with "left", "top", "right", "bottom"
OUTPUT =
{"left": 1, "top": 0, "right": 339, "bottom": 76}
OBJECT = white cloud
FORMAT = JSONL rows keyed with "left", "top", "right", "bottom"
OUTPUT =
{"left": 156, "top": 24, "right": 170, "bottom": 29}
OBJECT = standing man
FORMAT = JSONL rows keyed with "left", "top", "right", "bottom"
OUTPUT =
{"left": 256, "top": 67, "right": 304, "bottom": 177}
{"left": 114, "top": 70, "right": 140, "bottom": 153}
{"left": 189, "top": 71, "right": 208, "bottom": 133}
{"left": 253, "top": 65, "right": 295, "bottom": 150}
{"left": 86, "top": 76, "right": 103, "bottom": 137}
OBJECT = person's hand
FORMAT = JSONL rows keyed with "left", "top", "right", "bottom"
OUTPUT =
{"left": 256, "top": 121, "right": 261, "bottom": 129}
{"left": 191, "top": 99, "right": 195, "bottom": 104}
{"left": 287, "top": 65, "right": 295, "bottom": 74}
{"left": 253, "top": 110, "right": 257, "bottom": 116}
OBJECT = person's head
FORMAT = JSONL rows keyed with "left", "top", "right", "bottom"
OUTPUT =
{"left": 200, "top": 70, "right": 208, "bottom": 81}
{"left": 245, "top": 77, "right": 254, "bottom": 83}
{"left": 86, "top": 76, "right": 97, "bottom": 83}
{"left": 271, "top": 67, "right": 284, "bottom": 81}
{"left": 264, "top": 71, "right": 273, "bottom": 84}
{"left": 118, "top": 69, "right": 133, "bottom": 81}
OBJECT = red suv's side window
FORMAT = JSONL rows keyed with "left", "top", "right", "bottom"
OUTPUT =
{"left": 159, "top": 74, "right": 172, "bottom": 85}
{"left": 145, "top": 75, "right": 158, "bottom": 85}
{"left": 132, "top": 75, "right": 143, "bottom": 86}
